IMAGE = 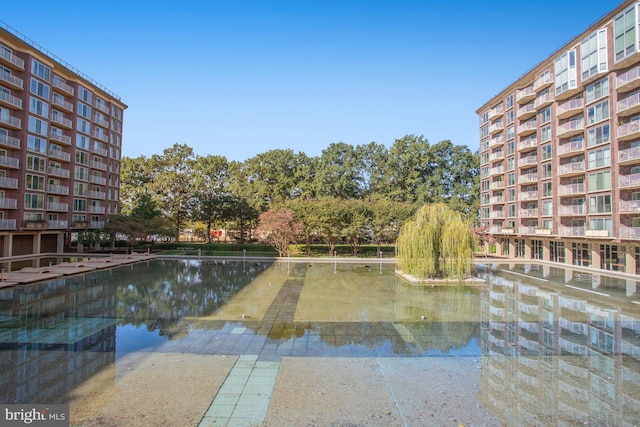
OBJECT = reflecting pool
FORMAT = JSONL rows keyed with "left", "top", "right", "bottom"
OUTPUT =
{"left": 0, "top": 259, "right": 638, "bottom": 425}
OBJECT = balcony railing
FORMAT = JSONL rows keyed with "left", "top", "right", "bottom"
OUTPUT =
{"left": 557, "top": 118, "right": 584, "bottom": 137}
{"left": 48, "top": 167, "right": 70, "bottom": 178}
{"left": 518, "top": 174, "right": 538, "bottom": 184}
{"left": 518, "top": 226, "right": 536, "bottom": 235}
{"left": 534, "top": 92, "right": 554, "bottom": 108}
{"left": 47, "top": 184, "right": 69, "bottom": 195}
{"left": 0, "top": 133, "right": 20, "bottom": 148}
{"left": 517, "top": 120, "right": 537, "bottom": 135}
{"left": 0, "top": 113, "right": 21, "bottom": 129}
{"left": 617, "top": 92, "right": 640, "bottom": 115}
{"left": 0, "top": 155, "right": 19, "bottom": 168}
{"left": 89, "top": 190, "right": 106, "bottom": 200}
{"left": 52, "top": 96, "right": 74, "bottom": 112}
{"left": 49, "top": 131, "right": 72, "bottom": 145}
{"left": 558, "top": 183, "right": 585, "bottom": 195}
{"left": 90, "top": 175, "right": 107, "bottom": 185}
{"left": 616, "top": 64, "right": 640, "bottom": 89}
{"left": 93, "top": 116, "right": 109, "bottom": 128}
{"left": 0, "top": 176, "right": 18, "bottom": 188}
{"left": 557, "top": 140, "right": 584, "bottom": 156}
{"left": 517, "top": 103, "right": 535, "bottom": 119}
{"left": 0, "top": 197, "right": 17, "bottom": 209}
{"left": 489, "top": 166, "right": 504, "bottom": 176}
{"left": 489, "top": 211, "right": 505, "bottom": 219}
{"left": 92, "top": 146, "right": 108, "bottom": 157}
{"left": 620, "top": 200, "right": 640, "bottom": 212}
{"left": 534, "top": 73, "right": 553, "bottom": 91}
{"left": 519, "top": 156, "right": 538, "bottom": 166}
{"left": 620, "top": 172, "right": 640, "bottom": 188}
{"left": 48, "top": 149, "right": 71, "bottom": 162}
{"left": 489, "top": 151, "right": 504, "bottom": 161}
{"left": 490, "top": 181, "right": 505, "bottom": 190}
{"left": 0, "top": 90, "right": 22, "bottom": 109}
{"left": 47, "top": 220, "right": 68, "bottom": 229}
{"left": 519, "top": 209, "right": 539, "bottom": 217}
{"left": 0, "top": 219, "right": 16, "bottom": 229}
{"left": 490, "top": 196, "right": 504, "bottom": 204}
{"left": 90, "top": 221, "right": 105, "bottom": 229}
{"left": 94, "top": 102, "right": 109, "bottom": 114}
{"left": 517, "top": 136, "right": 538, "bottom": 151}
{"left": 518, "top": 191, "right": 538, "bottom": 201}
{"left": 516, "top": 86, "right": 535, "bottom": 103}
{"left": 488, "top": 105, "right": 503, "bottom": 119}
{"left": 92, "top": 131, "right": 109, "bottom": 143}
{"left": 618, "top": 120, "right": 640, "bottom": 140}
{"left": 0, "top": 49, "right": 25, "bottom": 69}
{"left": 556, "top": 98, "right": 583, "bottom": 117}
{"left": 559, "top": 226, "right": 585, "bottom": 237}
{"left": 619, "top": 146, "right": 640, "bottom": 164}
{"left": 53, "top": 79, "right": 74, "bottom": 96}
{"left": 558, "top": 205, "right": 585, "bottom": 215}
{"left": 46, "top": 202, "right": 68, "bottom": 212}
{"left": 489, "top": 136, "right": 504, "bottom": 148}
{"left": 92, "top": 161, "right": 108, "bottom": 171}
{"left": 51, "top": 115, "right": 73, "bottom": 129}
{"left": 558, "top": 162, "right": 585, "bottom": 175}
{"left": 89, "top": 205, "right": 106, "bottom": 214}
{"left": 620, "top": 226, "right": 640, "bottom": 239}
{"left": 0, "top": 70, "right": 23, "bottom": 89}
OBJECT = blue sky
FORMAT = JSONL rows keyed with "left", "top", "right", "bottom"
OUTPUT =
{"left": 1, "top": 0, "right": 623, "bottom": 161}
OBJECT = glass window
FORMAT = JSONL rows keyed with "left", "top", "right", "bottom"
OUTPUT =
{"left": 542, "top": 200, "right": 553, "bottom": 216}
{"left": 581, "top": 29, "right": 608, "bottom": 80}
{"left": 588, "top": 171, "right": 612, "bottom": 191}
{"left": 26, "top": 155, "right": 45, "bottom": 172}
{"left": 77, "top": 102, "right": 91, "bottom": 119}
{"left": 29, "top": 97, "right": 49, "bottom": 118}
{"left": 588, "top": 147, "right": 611, "bottom": 169}
{"left": 542, "top": 181, "right": 552, "bottom": 197}
{"left": 587, "top": 100, "right": 609, "bottom": 125}
{"left": 589, "top": 194, "right": 612, "bottom": 213}
{"left": 77, "top": 118, "right": 91, "bottom": 135}
{"left": 78, "top": 86, "right": 92, "bottom": 104}
{"left": 542, "top": 163, "right": 552, "bottom": 179}
{"left": 31, "top": 59, "right": 51, "bottom": 82}
{"left": 25, "top": 174, "right": 45, "bottom": 190}
{"left": 27, "top": 135, "right": 46, "bottom": 153}
{"left": 615, "top": 5, "right": 637, "bottom": 62}
{"left": 541, "top": 125, "right": 552, "bottom": 142}
{"left": 587, "top": 123, "right": 610, "bottom": 147}
{"left": 73, "top": 198, "right": 87, "bottom": 211}
{"left": 540, "top": 107, "right": 551, "bottom": 124}
{"left": 25, "top": 193, "right": 44, "bottom": 209}
{"left": 555, "top": 49, "right": 577, "bottom": 96}
{"left": 75, "top": 150, "right": 90, "bottom": 165}
{"left": 585, "top": 77, "right": 609, "bottom": 104}
{"left": 28, "top": 116, "right": 48, "bottom": 136}
{"left": 541, "top": 144, "right": 552, "bottom": 160}
{"left": 29, "top": 78, "right": 50, "bottom": 100}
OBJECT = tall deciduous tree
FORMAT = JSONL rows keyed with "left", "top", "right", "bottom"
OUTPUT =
{"left": 255, "top": 208, "right": 304, "bottom": 257}
{"left": 192, "top": 154, "right": 231, "bottom": 242}
{"left": 314, "top": 142, "right": 362, "bottom": 199}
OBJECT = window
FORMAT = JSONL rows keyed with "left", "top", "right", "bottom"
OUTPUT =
{"left": 506, "top": 95, "right": 514, "bottom": 109}
{"left": 76, "top": 134, "right": 90, "bottom": 149}
{"left": 588, "top": 170, "right": 612, "bottom": 191}
{"left": 540, "top": 107, "right": 551, "bottom": 124}
{"left": 585, "top": 77, "right": 609, "bottom": 104}
{"left": 508, "top": 188, "right": 515, "bottom": 202}
{"left": 75, "top": 166, "right": 88, "bottom": 181}
{"left": 75, "top": 150, "right": 89, "bottom": 165}
{"left": 25, "top": 174, "right": 44, "bottom": 190}
{"left": 29, "top": 78, "right": 50, "bottom": 100}
{"left": 26, "top": 155, "right": 45, "bottom": 172}
{"left": 587, "top": 100, "right": 609, "bottom": 125}
{"left": 588, "top": 147, "right": 611, "bottom": 169}
{"left": 28, "top": 116, "right": 48, "bottom": 136}
{"left": 542, "top": 200, "right": 553, "bottom": 216}
{"left": 508, "top": 204, "right": 515, "bottom": 217}
{"left": 74, "top": 182, "right": 88, "bottom": 196}
{"left": 555, "top": 50, "right": 577, "bottom": 96}
{"left": 77, "top": 102, "right": 91, "bottom": 119}
{"left": 542, "top": 181, "right": 553, "bottom": 197}
{"left": 29, "top": 97, "right": 49, "bottom": 118}
{"left": 587, "top": 123, "right": 610, "bottom": 147}
{"left": 78, "top": 86, "right": 92, "bottom": 104}
{"left": 25, "top": 193, "right": 44, "bottom": 209}
{"left": 507, "top": 156, "right": 515, "bottom": 171}
{"left": 77, "top": 118, "right": 91, "bottom": 134}
{"left": 31, "top": 59, "right": 51, "bottom": 82}
{"left": 73, "top": 198, "right": 87, "bottom": 212}
{"left": 541, "top": 144, "right": 552, "bottom": 160}
{"left": 27, "top": 135, "right": 46, "bottom": 153}
{"left": 541, "top": 125, "right": 552, "bottom": 142}
{"left": 508, "top": 172, "right": 515, "bottom": 186}
{"left": 581, "top": 29, "right": 608, "bottom": 80}
{"left": 506, "top": 110, "right": 514, "bottom": 125}
{"left": 615, "top": 5, "right": 637, "bottom": 62}
{"left": 542, "top": 163, "right": 552, "bottom": 179}
{"left": 507, "top": 140, "right": 515, "bottom": 155}
{"left": 590, "top": 218, "right": 612, "bottom": 234}
{"left": 589, "top": 194, "right": 612, "bottom": 213}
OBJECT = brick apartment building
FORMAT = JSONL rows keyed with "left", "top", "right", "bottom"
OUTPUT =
{"left": 478, "top": 0, "right": 640, "bottom": 275}
{"left": 0, "top": 22, "right": 126, "bottom": 256}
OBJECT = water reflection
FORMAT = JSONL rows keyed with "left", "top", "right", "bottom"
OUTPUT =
{"left": 477, "top": 263, "right": 640, "bottom": 426}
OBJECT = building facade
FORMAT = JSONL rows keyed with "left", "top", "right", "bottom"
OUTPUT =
{"left": 477, "top": 0, "right": 640, "bottom": 275}
{"left": 0, "top": 22, "right": 126, "bottom": 256}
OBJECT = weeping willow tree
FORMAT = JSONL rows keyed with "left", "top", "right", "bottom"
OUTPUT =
{"left": 397, "top": 203, "right": 475, "bottom": 280}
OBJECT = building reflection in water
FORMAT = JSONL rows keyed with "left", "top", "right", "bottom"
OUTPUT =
{"left": 478, "top": 263, "right": 640, "bottom": 426}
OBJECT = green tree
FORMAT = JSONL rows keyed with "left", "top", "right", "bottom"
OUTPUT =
{"left": 255, "top": 208, "right": 304, "bottom": 256}
{"left": 368, "top": 196, "right": 416, "bottom": 253}
{"left": 340, "top": 199, "right": 371, "bottom": 256}
{"left": 192, "top": 154, "right": 231, "bottom": 242}
{"left": 314, "top": 142, "right": 362, "bottom": 199}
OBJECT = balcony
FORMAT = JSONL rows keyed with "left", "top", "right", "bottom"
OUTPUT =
{"left": 517, "top": 120, "right": 537, "bottom": 137}
{"left": 489, "top": 151, "right": 504, "bottom": 162}
{"left": 620, "top": 200, "right": 640, "bottom": 213}
{"left": 90, "top": 175, "right": 107, "bottom": 185}
{"left": 518, "top": 226, "right": 536, "bottom": 235}
{"left": 0, "top": 70, "right": 23, "bottom": 90}
{"left": 559, "top": 226, "right": 585, "bottom": 237}
{"left": 619, "top": 146, "right": 640, "bottom": 165}
{"left": 89, "top": 205, "right": 106, "bottom": 214}
{"left": 518, "top": 191, "right": 538, "bottom": 201}
{"left": 617, "top": 92, "right": 640, "bottom": 117}
{"left": 52, "top": 96, "right": 74, "bottom": 113}
{"left": 557, "top": 140, "right": 584, "bottom": 157}
{"left": 558, "top": 162, "right": 585, "bottom": 177}
{"left": 535, "top": 228, "right": 552, "bottom": 235}
{"left": 518, "top": 174, "right": 538, "bottom": 184}
{"left": 90, "top": 221, "right": 105, "bottom": 229}
{"left": 50, "top": 114, "right": 73, "bottom": 129}
{"left": 0, "top": 197, "right": 17, "bottom": 209}
{"left": 92, "top": 161, "right": 108, "bottom": 171}
{"left": 516, "top": 86, "right": 536, "bottom": 104}
{"left": 488, "top": 105, "right": 503, "bottom": 120}
{"left": 48, "top": 149, "right": 71, "bottom": 162}
{"left": 519, "top": 209, "right": 539, "bottom": 218}
{"left": 556, "top": 98, "right": 583, "bottom": 119}
{"left": 47, "top": 184, "right": 69, "bottom": 195}
{"left": 534, "top": 73, "right": 553, "bottom": 92}
{"left": 53, "top": 78, "right": 74, "bottom": 96}
{"left": 519, "top": 155, "right": 538, "bottom": 167}
{"left": 489, "top": 122, "right": 504, "bottom": 136}
{"left": 0, "top": 219, "right": 16, "bottom": 229}
{"left": 48, "top": 166, "right": 70, "bottom": 178}
{"left": 0, "top": 176, "right": 18, "bottom": 189}
{"left": 518, "top": 136, "right": 538, "bottom": 152}
{"left": 489, "top": 135, "right": 504, "bottom": 148}
{"left": 0, "top": 133, "right": 19, "bottom": 149}
{"left": 620, "top": 226, "right": 640, "bottom": 239}
{"left": 0, "top": 90, "right": 22, "bottom": 109}
{"left": 0, "top": 155, "right": 19, "bottom": 169}
{"left": 558, "top": 183, "right": 585, "bottom": 196}
{"left": 557, "top": 118, "right": 584, "bottom": 138}
{"left": 46, "top": 202, "right": 68, "bottom": 212}
{"left": 94, "top": 102, "right": 109, "bottom": 114}
{"left": 490, "top": 196, "right": 504, "bottom": 204}
{"left": 0, "top": 49, "right": 25, "bottom": 70}
{"left": 93, "top": 116, "right": 109, "bottom": 129}
{"left": 620, "top": 172, "right": 640, "bottom": 189}
{"left": 489, "top": 226, "right": 504, "bottom": 234}
{"left": 92, "top": 131, "right": 109, "bottom": 143}
{"left": 0, "top": 113, "right": 21, "bottom": 130}
{"left": 585, "top": 229, "right": 609, "bottom": 237}
{"left": 89, "top": 190, "right": 106, "bottom": 200}
{"left": 490, "top": 181, "right": 505, "bottom": 190}
{"left": 49, "top": 131, "right": 72, "bottom": 145}
{"left": 616, "top": 65, "right": 640, "bottom": 92}
{"left": 618, "top": 120, "right": 640, "bottom": 141}
{"left": 517, "top": 103, "right": 536, "bottom": 120}
{"left": 558, "top": 205, "right": 585, "bottom": 216}
{"left": 92, "top": 145, "right": 108, "bottom": 156}
{"left": 47, "top": 220, "right": 68, "bottom": 229}
{"left": 534, "top": 92, "right": 554, "bottom": 109}
{"left": 489, "top": 166, "right": 504, "bottom": 176}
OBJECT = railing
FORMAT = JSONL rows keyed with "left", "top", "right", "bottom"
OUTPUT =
{"left": 53, "top": 78, "right": 74, "bottom": 96}
{"left": 0, "top": 48, "right": 25, "bottom": 69}
{"left": 516, "top": 86, "right": 535, "bottom": 102}
{"left": 48, "top": 167, "right": 70, "bottom": 178}
{"left": 52, "top": 96, "right": 73, "bottom": 112}
{"left": 534, "top": 92, "right": 554, "bottom": 108}
{"left": 0, "top": 155, "right": 19, "bottom": 168}
{"left": 0, "top": 219, "right": 16, "bottom": 229}
{"left": 0, "top": 90, "right": 22, "bottom": 108}
{"left": 488, "top": 105, "right": 503, "bottom": 119}
{"left": 90, "top": 175, "right": 107, "bottom": 185}
{"left": 93, "top": 116, "right": 109, "bottom": 128}
{"left": 519, "top": 156, "right": 538, "bottom": 166}
{"left": 534, "top": 73, "right": 553, "bottom": 91}
{"left": 489, "top": 151, "right": 504, "bottom": 161}
{"left": 94, "top": 102, "right": 110, "bottom": 114}
{"left": 518, "top": 174, "right": 538, "bottom": 184}
{"left": 490, "top": 166, "right": 504, "bottom": 176}
{"left": 90, "top": 221, "right": 105, "bottom": 229}
{"left": 92, "top": 131, "right": 109, "bottom": 143}
{"left": 489, "top": 136, "right": 504, "bottom": 147}
{"left": 89, "top": 190, "right": 106, "bottom": 200}
{"left": 0, "top": 69, "right": 23, "bottom": 89}
{"left": 49, "top": 131, "right": 72, "bottom": 145}
{"left": 518, "top": 136, "right": 538, "bottom": 151}
{"left": 620, "top": 226, "right": 640, "bottom": 239}
{"left": 616, "top": 64, "right": 640, "bottom": 89}
{"left": 618, "top": 120, "right": 640, "bottom": 139}
{"left": 558, "top": 205, "right": 585, "bottom": 215}
{"left": 619, "top": 146, "right": 640, "bottom": 163}
{"left": 556, "top": 97, "right": 583, "bottom": 116}
{"left": 558, "top": 183, "right": 585, "bottom": 195}
{"left": 47, "top": 220, "right": 68, "bottom": 229}
{"left": 519, "top": 209, "right": 539, "bottom": 217}
{"left": 48, "top": 149, "right": 71, "bottom": 161}
{"left": 47, "top": 184, "right": 69, "bottom": 195}
{"left": 518, "top": 226, "right": 536, "bottom": 235}
{"left": 617, "top": 92, "right": 640, "bottom": 114}
{"left": 0, "top": 113, "right": 21, "bottom": 128}
{"left": 620, "top": 200, "right": 640, "bottom": 212}
{"left": 518, "top": 120, "right": 537, "bottom": 133}
{"left": 619, "top": 172, "right": 640, "bottom": 188}
{"left": 51, "top": 114, "right": 72, "bottom": 128}
{"left": 0, "top": 176, "right": 18, "bottom": 188}
{"left": 559, "top": 226, "right": 585, "bottom": 237}
{"left": 558, "top": 162, "right": 585, "bottom": 175}
{"left": 46, "top": 202, "right": 68, "bottom": 211}
{"left": 0, "top": 133, "right": 20, "bottom": 148}
{"left": 518, "top": 191, "right": 538, "bottom": 201}
{"left": 89, "top": 205, "right": 106, "bottom": 214}
{"left": 92, "top": 161, "right": 108, "bottom": 171}
{"left": 517, "top": 104, "right": 535, "bottom": 118}
{"left": 490, "top": 181, "right": 505, "bottom": 190}
{"left": 0, "top": 197, "right": 17, "bottom": 209}
{"left": 557, "top": 118, "right": 584, "bottom": 136}
{"left": 92, "top": 146, "right": 108, "bottom": 156}
{"left": 490, "top": 211, "right": 505, "bottom": 218}
{"left": 489, "top": 123, "right": 504, "bottom": 133}
{"left": 557, "top": 140, "right": 584, "bottom": 156}
{"left": 490, "top": 197, "right": 504, "bottom": 204}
